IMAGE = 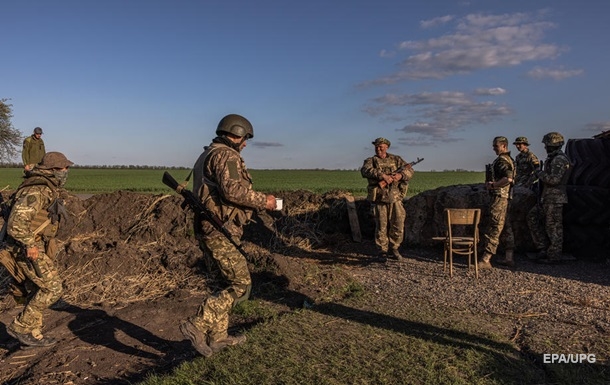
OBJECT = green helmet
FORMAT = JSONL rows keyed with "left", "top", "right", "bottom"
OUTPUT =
{"left": 38, "top": 152, "right": 74, "bottom": 169}
{"left": 542, "top": 132, "right": 564, "bottom": 147}
{"left": 216, "top": 114, "right": 254, "bottom": 139}
{"left": 513, "top": 136, "right": 529, "bottom": 145}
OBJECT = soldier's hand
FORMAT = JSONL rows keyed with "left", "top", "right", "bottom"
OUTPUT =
{"left": 486, "top": 181, "right": 494, "bottom": 191}
{"left": 382, "top": 174, "right": 394, "bottom": 185}
{"left": 392, "top": 173, "right": 403, "bottom": 182}
{"left": 27, "top": 246, "right": 39, "bottom": 261}
{"left": 265, "top": 195, "right": 277, "bottom": 211}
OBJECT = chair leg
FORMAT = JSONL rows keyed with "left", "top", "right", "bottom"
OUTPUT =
{"left": 443, "top": 245, "right": 447, "bottom": 272}
{"left": 474, "top": 248, "right": 478, "bottom": 279}
{"left": 449, "top": 250, "right": 453, "bottom": 277}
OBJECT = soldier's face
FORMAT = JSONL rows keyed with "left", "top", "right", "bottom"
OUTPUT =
{"left": 493, "top": 142, "right": 507, "bottom": 155}
{"left": 375, "top": 144, "right": 388, "bottom": 158}
{"left": 515, "top": 143, "right": 527, "bottom": 152}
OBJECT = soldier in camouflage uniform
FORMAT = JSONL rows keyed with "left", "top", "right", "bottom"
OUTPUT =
{"left": 22, "top": 127, "right": 46, "bottom": 171}
{"left": 0, "top": 152, "right": 72, "bottom": 347}
{"left": 361, "top": 137, "right": 414, "bottom": 262}
{"left": 480, "top": 137, "right": 516, "bottom": 269}
{"left": 179, "top": 114, "right": 277, "bottom": 357}
{"left": 526, "top": 132, "right": 570, "bottom": 264}
{"left": 513, "top": 136, "right": 540, "bottom": 188}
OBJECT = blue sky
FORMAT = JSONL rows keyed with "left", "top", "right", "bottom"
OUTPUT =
{"left": 3, "top": 0, "right": 609, "bottom": 171}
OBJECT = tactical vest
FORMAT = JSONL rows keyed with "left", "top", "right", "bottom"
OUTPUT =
{"left": 13, "top": 176, "right": 62, "bottom": 239}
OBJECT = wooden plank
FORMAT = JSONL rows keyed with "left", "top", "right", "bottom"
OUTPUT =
{"left": 344, "top": 195, "right": 362, "bottom": 242}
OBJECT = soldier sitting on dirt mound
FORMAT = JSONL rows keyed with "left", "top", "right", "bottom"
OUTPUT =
{"left": 0, "top": 152, "right": 73, "bottom": 348}
{"left": 179, "top": 114, "right": 277, "bottom": 357}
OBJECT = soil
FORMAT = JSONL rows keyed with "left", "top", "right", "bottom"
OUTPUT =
{"left": 0, "top": 190, "right": 609, "bottom": 385}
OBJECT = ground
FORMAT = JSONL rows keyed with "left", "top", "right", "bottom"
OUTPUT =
{"left": 0, "top": 190, "right": 608, "bottom": 384}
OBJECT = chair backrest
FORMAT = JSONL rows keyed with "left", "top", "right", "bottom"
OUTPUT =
{"left": 445, "top": 208, "right": 481, "bottom": 238}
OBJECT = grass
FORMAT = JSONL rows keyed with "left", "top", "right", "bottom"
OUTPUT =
{"left": 0, "top": 168, "right": 484, "bottom": 196}
{"left": 140, "top": 293, "right": 557, "bottom": 385}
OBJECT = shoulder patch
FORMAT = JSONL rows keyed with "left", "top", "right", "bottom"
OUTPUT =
{"left": 27, "top": 195, "right": 38, "bottom": 205}
{"left": 227, "top": 160, "right": 240, "bottom": 180}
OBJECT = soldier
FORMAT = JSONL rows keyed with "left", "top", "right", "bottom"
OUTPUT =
{"left": 22, "top": 127, "right": 46, "bottom": 171}
{"left": 0, "top": 152, "right": 72, "bottom": 347}
{"left": 480, "top": 136, "right": 516, "bottom": 269}
{"left": 513, "top": 136, "right": 540, "bottom": 188}
{"left": 180, "top": 114, "right": 277, "bottom": 357}
{"left": 361, "top": 137, "right": 414, "bottom": 262}
{"left": 526, "top": 132, "right": 570, "bottom": 264}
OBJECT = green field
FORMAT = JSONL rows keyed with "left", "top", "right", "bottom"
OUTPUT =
{"left": 0, "top": 168, "right": 484, "bottom": 196}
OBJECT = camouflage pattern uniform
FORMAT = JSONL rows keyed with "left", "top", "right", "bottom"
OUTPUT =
{"left": 189, "top": 136, "right": 267, "bottom": 343}
{"left": 22, "top": 130, "right": 46, "bottom": 169}
{"left": 361, "top": 143, "right": 414, "bottom": 256}
{"left": 1, "top": 170, "right": 63, "bottom": 341}
{"left": 514, "top": 149, "right": 540, "bottom": 188}
{"left": 526, "top": 148, "right": 570, "bottom": 260}
{"left": 483, "top": 151, "right": 515, "bottom": 256}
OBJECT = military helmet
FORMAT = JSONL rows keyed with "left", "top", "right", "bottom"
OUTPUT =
{"left": 216, "top": 114, "right": 254, "bottom": 139}
{"left": 34, "top": 127, "right": 43, "bottom": 134}
{"left": 513, "top": 136, "right": 529, "bottom": 145}
{"left": 38, "top": 152, "right": 74, "bottom": 169}
{"left": 372, "top": 137, "right": 391, "bottom": 147}
{"left": 542, "top": 132, "right": 564, "bottom": 147}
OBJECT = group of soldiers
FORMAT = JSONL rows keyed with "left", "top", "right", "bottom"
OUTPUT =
{"left": 480, "top": 133, "right": 571, "bottom": 268}
{"left": 0, "top": 117, "right": 571, "bottom": 357}
{"left": 361, "top": 132, "right": 571, "bottom": 269}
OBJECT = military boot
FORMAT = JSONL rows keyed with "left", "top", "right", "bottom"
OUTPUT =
{"left": 7, "top": 328, "right": 57, "bottom": 348}
{"left": 389, "top": 248, "right": 403, "bottom": 261}
{"left": 497, "top": 250, "right": 515, "bottom": 267}
{"left": 208, "top": 331, "right": 247, "bottom": 353}
{"left": 478, "top": 253, "right": 493, "bottom": 269}
{"left": 180, "top": 320, "right": 213, "bottom": 357}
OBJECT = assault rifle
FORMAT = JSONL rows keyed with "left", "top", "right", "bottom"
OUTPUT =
{"left": 378, "top": 157, "right": 424, "bottom": 189}
{"left": 161, "top": 171, "right": 248, "bottom": 258}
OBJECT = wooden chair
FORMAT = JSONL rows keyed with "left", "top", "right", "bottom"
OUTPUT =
{"left": 433, "top": 208, "right": 481, "bottom": 278}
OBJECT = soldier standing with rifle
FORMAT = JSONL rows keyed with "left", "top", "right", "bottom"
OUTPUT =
{"left": 513, "top": 136, "right": 540, "bottom": 188}
{"left": 526, "top": 132, "right": 571, "bottom": 264}
{"left": 361, "top": 137, "right": 415, "bottom": 262}
{"left": 177, "top": 114, "right": 276, "bottom": 357}
{"left": 0, "top": 152, "right": 72, "bottom": 348}
{"left": 480, "top": 136, "right": 516, "bottom": 269}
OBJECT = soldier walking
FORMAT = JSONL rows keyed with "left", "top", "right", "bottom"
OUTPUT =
{"left": 1, "top": 152, "right": 72, "bottom": 347}
{"left": 179, "top": 114, "right": 277, "bottom": 357}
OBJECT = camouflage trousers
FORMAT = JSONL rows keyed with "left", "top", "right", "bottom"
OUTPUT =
{"left": 190, "top": 236, "right": 252, "bottom": 339}
{"left": 483, "top": 195, "right": 515, "bottom": 255}
{"left": 373, "top": 201, "right": 406, "bottom": 252}
{"left": 527, "top": 203, "right": 564, "bottom": 259}
{"left": 0, "top": 243, "right": 63, "bottom": 335}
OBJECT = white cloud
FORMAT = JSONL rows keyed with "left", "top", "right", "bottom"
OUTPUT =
{"left": 527, "top": 66, "right": 584, "bottom": 80}
{"left": 363, "top": 89, "right": 512, "bottom": 143}
{"left": 366, "top": 10, "right": 563, "bottom": 84}
{"left": 420, "top": 15, "right": 455, "bottom": 29}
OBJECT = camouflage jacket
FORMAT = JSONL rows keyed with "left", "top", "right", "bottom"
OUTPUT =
{"left": 193, "top": 137, "right": 267, "bottom": 240}
{"left": 490, "top": 152, "right": 515, "bottom": 199}
{"left": 361, "top": 153, "right": 413, "bottom": 203}
{"left": 514, "top": 149, "right": 540, "bottom": 188}
{"left": 22, "top": 135, "right": 46, "bottom": 167}
{"left": 540, "top": 149, "right": 570, "bottom": 205}
{"left": 7, "top": 176, "right": 59, "bottom": 248}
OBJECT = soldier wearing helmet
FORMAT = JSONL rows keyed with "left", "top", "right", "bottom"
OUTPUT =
{"left": 181, "top": 114, "right": 277, "bottom": 357}
{"left": 22, "top": 127, "right": 46, "bottom": 171}
{"left": 480, "top": 136, "right": 516, "bottom": 269}
{"left": 526, "top": 132, "right": 571, "bottom": 264}
{"left": 361, "top": 137, "right": 414, "bottom": 262}
{"left": 513, "top": 136, "right": 540, "bottom": 188}
{"left": 1, "top": 151, "right": 72, "bottom": 348}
